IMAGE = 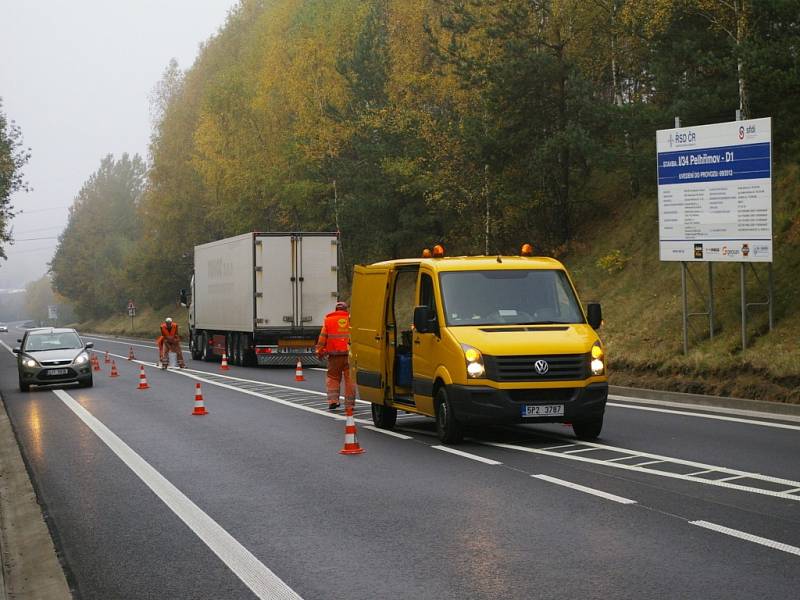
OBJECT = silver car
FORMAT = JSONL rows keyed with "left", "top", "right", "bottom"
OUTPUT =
{"left": 0, "top": 324, "right": 8, "bottom": 332}
{"left": 14, "top": 328, "right": 94, "bottom": 392}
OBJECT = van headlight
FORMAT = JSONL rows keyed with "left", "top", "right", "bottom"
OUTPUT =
{"left": 590, "top": 342, "right": 605, "bottom": 376}
{"left": 461, "top": 344, "right": 485, "bottom": 379}
{"left": 22, "top": 357, "right": 38, "bottom": 368}
{"left": 74, "top": 353, "right": 89, "bottom": 365}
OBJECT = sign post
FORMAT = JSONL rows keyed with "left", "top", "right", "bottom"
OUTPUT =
{"left": 127, "top": 300, "right": 136, "bottom": 332}
{"left": 657, "top": 117, "right": 773, "bottom": 352}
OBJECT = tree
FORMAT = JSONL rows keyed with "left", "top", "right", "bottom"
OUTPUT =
{"left": 0, "top": 98, "right": 31, "bottom": 259}
{"left": 51, "top": 154, "right": 145, "bottom": 319}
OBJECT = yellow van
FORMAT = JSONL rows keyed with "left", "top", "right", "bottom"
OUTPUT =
{"left": 349, "top": 245, "right": 607, "bottom": 443}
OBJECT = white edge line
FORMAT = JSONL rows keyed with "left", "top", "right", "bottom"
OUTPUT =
{"left": 431, "top": 445, "right": 502, "bottom": 465}
{"left": 689, "top": 520, "right": 800, "bottom": 557}
{"left": 483, "top": 442, "right": 800, "bottom": 501}
{"left": 608, "top": 399, "right": 800, "bottom": 429}
{"left": 533, "top": 474, "right": 637, "bottom": 505}
{"left": 52, "top": 389, "right": 303, "bottom": 600}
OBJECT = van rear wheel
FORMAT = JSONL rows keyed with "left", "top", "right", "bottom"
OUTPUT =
{"left": 573, "top": 417, "right": 603, "bottom": 440}
{"left": 371, "top": 403, "right": 397, "bottom": 430}
{"left": 435, "top": 387, "right": 463, "bottom": 444}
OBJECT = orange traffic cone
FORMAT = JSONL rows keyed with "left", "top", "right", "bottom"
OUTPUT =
{"left": 92, "top": 356, "right": 101, "bottom": 372}
{"left": 137, "top": 365, "right": 150, "bottom": 390}
{"left": 295, "top": 359, "right": 305, "bottom": 382}
{"left": 192, "top": 383, "right": 209, "bottom": 415}
{"left": 339, "top": 406, "right": 365, "bottom": 455}
{"left": 104, "top": 351, "right": 110, "bottom": 364}
{"left": 128, "top": 346, "right": 135, "bottom": 360}
{"left": 220, "top": 353, "right": 230, "bottom": 371}
{"left": 109, "top": 360, "right": 119, "bottom": 378}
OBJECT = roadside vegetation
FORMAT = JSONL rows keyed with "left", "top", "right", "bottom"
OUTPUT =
{"left": 44, "top": 1, "right": 800, "bottom": 402}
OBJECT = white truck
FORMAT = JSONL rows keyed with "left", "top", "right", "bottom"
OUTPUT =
{"left": 181, "top": 232, "right": 339, "bottom": 366}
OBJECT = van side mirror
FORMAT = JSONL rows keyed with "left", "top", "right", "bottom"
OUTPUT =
{"left": 413, "top": 306, "right": 434, "bottom": 334}
{"left": 179, "top": 289, "right": 188, "bottom": 307}
{"left": 85, "top": 342, "right": 94, "bottom": 349}
{"left": 587, "top": 303, "right": 602, "bottom": 329}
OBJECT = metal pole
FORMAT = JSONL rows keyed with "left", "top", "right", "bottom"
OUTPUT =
{"left": 768, "top": 262, "right": 774, "bottom": 331}
{"left": 740, "top": 262, "right": 747, "bottom": 350}
{"left": 681, "top": 261, "right": 688, "bottom": 355}
{"left": 675, "top": 116, "right": 681, "bottom": 128}
{"left": 708, "top": 262, "right": 714, "bottom": 339}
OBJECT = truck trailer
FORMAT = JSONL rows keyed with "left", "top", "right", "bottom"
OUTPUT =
{"left": 183, "top": 232, "right": 339, "bottom": 366}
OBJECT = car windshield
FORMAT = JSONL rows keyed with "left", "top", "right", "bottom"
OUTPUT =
{"left": 439, "top": 269, "right": 585, "bottom": 326}
{"left": 24, "top": 332, "right": 83, "bottom": 351}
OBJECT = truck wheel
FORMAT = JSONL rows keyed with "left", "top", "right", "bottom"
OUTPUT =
{"left": 573, "top": 417, "right": 603, "bottom": 440}
{"left": 435, "top": 387, "right": 463, "bottom": 444}
{"left": 201, "top": 332, "right": 212, "bottom": 362}
{"left": 371, "top": 403, "right": 397, "bottom": 430}
{"left": 190, "top": 334, "right": 202, "bottom": 360}
{"left": 230, "top": 334, "right": 240, "bottom": 366}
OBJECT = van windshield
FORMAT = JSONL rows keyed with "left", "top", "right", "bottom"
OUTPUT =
{"left": 439, "top": 269, "right": 585, "bottom": 326}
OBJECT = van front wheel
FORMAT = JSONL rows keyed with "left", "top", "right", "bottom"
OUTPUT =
{"left": 573, "top": 417, "right": 603, "bottom": 440}
{"left": 435, "top": 387, "right": 463, "bottom": 444}
{"left": 371, "top": 403, "right": 397, "bottom": 430}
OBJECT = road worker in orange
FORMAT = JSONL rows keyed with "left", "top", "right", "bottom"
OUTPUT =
{"left": 158, "top": 317, "right": 186, "bottom": 369}
{"left": 316, "top": 301, "right": 355, "bottom": 410}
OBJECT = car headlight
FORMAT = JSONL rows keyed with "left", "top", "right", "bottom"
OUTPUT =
{"left": 461, "top": 344, "right": 485, "bottom": 379}
{"left": 22, "top": 357, "right": 38, "bottom": 368}
{"left": 590, "top": 342, "right": 605, "bottom": 375}
{"left": 74, "top": 353, "right": 89, "bottom": 365}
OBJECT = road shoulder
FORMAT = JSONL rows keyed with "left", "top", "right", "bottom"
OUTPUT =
{"left": 0, "top": 392, "right": 71, "bottom": 599}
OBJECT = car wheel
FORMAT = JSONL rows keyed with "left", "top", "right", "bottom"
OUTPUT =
{"left": 435, "top": 387, "right": 463, "bottom": 444}
{"left": 81, "top": 376, "right": 94, "bottom": 388}
{"left": 371, "top": 403, "right": 397, "bottom": 430}
{"left": 573, "top": 417, "right": 603, "bottom": 440}
{"left": 18, "top": 378, "right": 30, "bottom": 393}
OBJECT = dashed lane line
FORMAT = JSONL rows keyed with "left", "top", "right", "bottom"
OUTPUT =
{"left": 52, "top": 389, "right": 304, "bottom": 600}
{"left": 532, "top": 474, "right": 637, "bottom": 505}
{"left": 690, "top": 520, "right": 800, "bottom": 558}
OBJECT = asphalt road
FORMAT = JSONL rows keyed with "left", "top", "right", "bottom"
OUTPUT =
{"left": 1, "top": 327, "right": 798, "bottom": 599}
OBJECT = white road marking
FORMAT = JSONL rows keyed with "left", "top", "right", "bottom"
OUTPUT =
{"left": 562, "top": 447, "right": 602, "bottom": 454}
{"left": 0, "top": 340, "right": 15, "bottom": 354}
{"left": 363, "top": 426, "right": 412, "bottom": 440}
{"left": 634, "top": 460, "right": 665, "bottom": 467}
{"left": 608, "top": 398, "right": 800, "bottom": 429}
{"left": 685, "top": 469, "right": 715, "bottom": 476}
{"left": 483, "top": 441, "right": 800, "bottom": 502}
{"left": 52, "top": 389, "right": 303, "bottom": 600}
{"left": 532, "top": 474, "right": 637, "bottom": 505}
{"left": 690, "top": 520, "right": 800, "bottom": 557}
{"left": 431, "top": 445, "right": 502, "bottom": 465}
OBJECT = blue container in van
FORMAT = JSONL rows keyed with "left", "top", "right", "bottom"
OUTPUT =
{"left": 396, "top": 353, "right": 412, "bottom": 387}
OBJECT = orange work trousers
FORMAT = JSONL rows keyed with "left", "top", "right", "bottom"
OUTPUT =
{"left": 160, "top": 337, "right": 186, "bottom": 368}
{"left": 326, "top": 354, "right": 355, "bottom": 408}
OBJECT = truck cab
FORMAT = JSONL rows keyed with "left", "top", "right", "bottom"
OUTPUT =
{"left": 349, "top": 247, "right": 607, "bottom": 443}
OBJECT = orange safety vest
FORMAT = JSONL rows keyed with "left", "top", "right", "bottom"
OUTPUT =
{"left": 317, "top": 310, "right": 350, "bottom": 355}
{"left": 160, "top": 322, "right": 179, "bottom": 339}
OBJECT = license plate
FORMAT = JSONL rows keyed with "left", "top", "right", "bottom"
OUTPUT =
{"left": 47, "top": 368, "right": 69, "bottom": 376}
{"left": 521, "top": 404, "right": 564, "bottom": 417}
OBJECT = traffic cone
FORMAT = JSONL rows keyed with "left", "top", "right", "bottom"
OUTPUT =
{"left": 339, "top": 406, "right": 365, "bottom": 455}
{"left": 109, "top": 360, "right": 119, "bottom": 378}
{"left": 137, "top": 365, "right": 150, "bottom": 390}
{"left": 192, "top": 383, "right": 209, "bottom": 415}
{"left": 295, "top": 359, "right": 305, "bottom": 382}
{"left": 104, "top": 351, "right": 110, "bottom": 364}
{"left": 92, "top": 356, "right": 101, "bottom": 372}
{"left": 220, "top": 353, "right": 230, "bottom": 371}
{"left": 127, "top": 346, "right": 135, "bottom": 361}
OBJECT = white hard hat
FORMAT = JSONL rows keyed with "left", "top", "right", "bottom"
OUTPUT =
{"left": 165, "top": 317, "right": 173, "bottom": 323}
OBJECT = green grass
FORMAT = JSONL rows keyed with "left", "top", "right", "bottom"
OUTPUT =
{"left": 78, "top": 305, "right": 185, "bottom": 340}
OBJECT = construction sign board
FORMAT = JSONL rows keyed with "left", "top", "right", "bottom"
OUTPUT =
{"left": 657, "top": 117, "right": 772, "bottom": 262}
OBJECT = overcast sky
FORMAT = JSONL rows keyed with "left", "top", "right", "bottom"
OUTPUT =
{"left": 0, "top": 0, "right": 236, "bottom": 290}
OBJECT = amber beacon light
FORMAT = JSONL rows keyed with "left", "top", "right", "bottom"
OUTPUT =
{"left": 520, "top": 243, "right": 533, "bottom": 256}
{"left": 432, "top": 244, "right": 445, "bottom": 258}
{"left": 421, "top": 248, "right": 432, "bottom": 258}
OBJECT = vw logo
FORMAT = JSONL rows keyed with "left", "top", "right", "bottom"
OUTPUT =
{"left": 534, "top": 359, "right": 549, "bottom": 375}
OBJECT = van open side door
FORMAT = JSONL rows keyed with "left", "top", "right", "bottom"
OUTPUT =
{"left": 350, "top": 265, "right": 390, "bottom": 404}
